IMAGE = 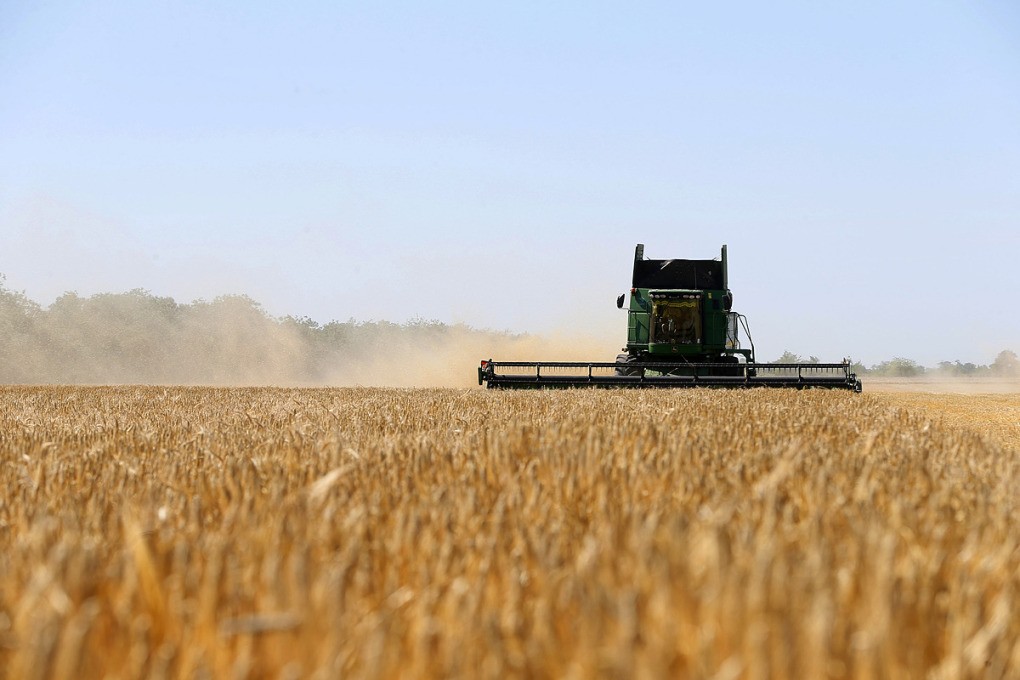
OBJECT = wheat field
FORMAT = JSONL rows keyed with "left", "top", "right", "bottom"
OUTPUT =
{"left": 0, "top": 386, "right": 1017, "bottom": 679}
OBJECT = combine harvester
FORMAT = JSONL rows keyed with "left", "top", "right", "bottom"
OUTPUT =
{"left": 478, "top": 243, "right": 862, "bottom": 392}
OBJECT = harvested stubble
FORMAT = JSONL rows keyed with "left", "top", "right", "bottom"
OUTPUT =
{"left": 0, "top": 386, "right": 1018, "bottom": 679}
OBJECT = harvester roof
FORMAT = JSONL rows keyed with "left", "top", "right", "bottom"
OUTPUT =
{"left": 631, "top": 243, "right": 727, "bottom": 290}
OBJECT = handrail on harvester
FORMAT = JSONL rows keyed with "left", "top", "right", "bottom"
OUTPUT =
{"left": 478, "top": 359, "right": 863, "bottom": 392}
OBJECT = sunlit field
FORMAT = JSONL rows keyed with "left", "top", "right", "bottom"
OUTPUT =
{"left": 1, "top": 386, "right": 1017, "bottom": 679}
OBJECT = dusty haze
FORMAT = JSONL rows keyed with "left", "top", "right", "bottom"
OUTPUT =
{"left": 863, "top": 376, "right": 1020, "bottom": 394}
{"left": 0, "top": 283, "right": 615, "bottom": 387}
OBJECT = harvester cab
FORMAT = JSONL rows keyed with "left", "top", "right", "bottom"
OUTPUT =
{"left": 478, "top": 244, "right": 861, "bottom": 391}
{"left": 618, "top": 243, "right": 752, "bottom": 370}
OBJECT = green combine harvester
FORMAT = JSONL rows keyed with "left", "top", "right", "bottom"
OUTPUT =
{"left": 478, "top": 243, "right": 862, "bottom": 391}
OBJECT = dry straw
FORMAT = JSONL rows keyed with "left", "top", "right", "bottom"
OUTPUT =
{"left": 0, "top": 386, "right": 1017, "bottom": 678}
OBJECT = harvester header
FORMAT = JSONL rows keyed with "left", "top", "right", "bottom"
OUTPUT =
{"left": 478, "top": 243, "right": 862, "bottom": 392}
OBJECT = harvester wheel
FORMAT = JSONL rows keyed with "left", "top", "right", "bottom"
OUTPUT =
{"left": 716, "top": 355, "right": 743, "bottom": 377}
{"left": 615, "top": 353, "right": 640, "bottom": 377}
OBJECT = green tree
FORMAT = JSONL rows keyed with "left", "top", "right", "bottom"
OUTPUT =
{"left": 991, "top": 350, "right": 1019, "bottom": 376}
{"left": 0, "top": 274, "right": 46, "bottom": 381}
{"left": 872, "top": 357, "right": 925, "bottom": 377}
{"left": 770, "top": 351, "right": 822, "bottom": 364}
{"left": 936, "top": 360, "right": 988, "bottom": 376}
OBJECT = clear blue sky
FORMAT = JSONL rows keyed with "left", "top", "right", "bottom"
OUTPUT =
{"left": 2, "top": 1, "right": 1018, "bottom": 365}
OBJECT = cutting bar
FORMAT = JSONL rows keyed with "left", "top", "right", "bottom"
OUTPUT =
{"left": 478, "top": 360, "right": 862, "bottom": 392}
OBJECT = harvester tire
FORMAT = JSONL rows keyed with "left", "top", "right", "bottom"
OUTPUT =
{"left": 717, "top": 355, "right": 743, "bottom": 377}
{"left": 615, "top": 353, "right": 640, "bottom": 377}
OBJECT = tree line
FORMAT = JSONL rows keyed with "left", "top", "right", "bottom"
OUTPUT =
{"left": 771, "top": 350, "right": 1019, "bottom": 377}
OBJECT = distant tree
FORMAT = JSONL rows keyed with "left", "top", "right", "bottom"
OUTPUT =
{"left": 872, "top": 357, "right": 925, "bottom": 377}
{"left": 958, "top": 362, "right": 980, "bottom": 375}
{"left": 851, "top": 361, "right": 869, "bottom": 375}
{"left": 769, "top": 351, "right": 822, "bottom": 364}
{"left": 991, "top": 350, "right": 1019, "bottom": 377}
{"left": 282, "top": 315, "right": 321, "bottom": 332}
{"left": 0, "top": 274, "right": 47, "bottom": 381}
{"left": 0, "top": 274, "right": 42, "bottom": 326}
{"left": 935, "top": 360, "right": 993, "bottom": 377}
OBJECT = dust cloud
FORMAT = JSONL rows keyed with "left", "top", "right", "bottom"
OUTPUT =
{"left": 863, "top": 377, "right": 1020, "bottom": 395}
{"left": 332, "top": 330, "right": 615, "bottom": 388}
{"left": 0, "top": 282, "right": 619, "bottom": 387}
